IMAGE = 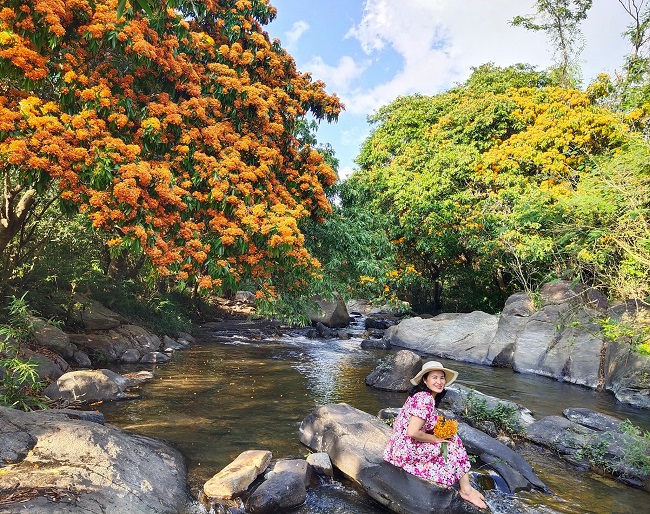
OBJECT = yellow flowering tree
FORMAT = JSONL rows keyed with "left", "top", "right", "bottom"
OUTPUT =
{"left": 344, "top": 64, "right": 644, "bottom": 312}
{"left": 0, "top": 0, "right": 342, "bottom": 305}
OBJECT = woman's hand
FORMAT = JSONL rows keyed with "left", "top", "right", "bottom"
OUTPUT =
{"left": 406, "top": 416, "right": 451, "bottom": 443}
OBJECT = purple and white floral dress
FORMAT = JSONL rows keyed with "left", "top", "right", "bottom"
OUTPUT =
{"left": 383, "top": 391, "right": 471, "bottom": 486}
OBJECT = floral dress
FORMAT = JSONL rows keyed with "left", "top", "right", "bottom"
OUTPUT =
{"left": 383, "top": 391, "right": 471, "bottom": 486}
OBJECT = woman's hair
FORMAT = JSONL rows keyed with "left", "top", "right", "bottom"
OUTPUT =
{"left": 407, "top": 371, "right": 447, "bottom": 408}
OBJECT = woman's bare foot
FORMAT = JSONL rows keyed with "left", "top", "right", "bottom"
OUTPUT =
{"left": 459, "top": 487, "right": 487, "bottom": 510}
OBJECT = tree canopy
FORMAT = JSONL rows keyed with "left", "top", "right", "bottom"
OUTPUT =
{"left": 340, "top": 64, "right": 649, "bottom": 312}
{"left": 0, "top": 0, "right": 342, "bottom": 306}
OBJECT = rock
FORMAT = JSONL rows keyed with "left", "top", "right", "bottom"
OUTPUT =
{"left": 540, "top": 280, "right": 583, "bottom": 306}
{"left": 69, "top": 324, "right": 162, "bottom": 363}
{"left": 346, "top": 299, "right": 374, "bottom": 315}
{"left": 246, "top": 459, "right": 310, "bottom": 513}
{"left": 203, "top": 450, "right": 272, "bottom": 501}
{"left": 307, "top": 293, "right": 351, "bottom": 328}
{"left": 22, "top": 348, "right": 70, "bottom": 381}
{"left": 604, "top": 339, "right": 650, "bottom": 409}
{"left": 72, "top": 350, "right": 92, "bottom": 367}
{"left": 511, "top": 303, "right": 604, "bottom": 388}
{"left": 365, "top": 318, "right": 392, "bottom": 330}
{"left": 162, "top": 334, "right": 186, "bottom": 351}
{"left": 455, "top": 420, "right": 548, "bottom": 493}
{"left": 315, "top": 321, "right": 335, "bottom": 338}
{"left": 177, "top": 331, "right": 196, "bottom": 344}
{"left": 140, "top": 351, "right": 171, "bottom": 364}
{"left": 43, "top": 368, "right": 134, "bottom": 403}
{"left": 443, "top": 384, "right": 536, "bottom": 429}
{"left": 121, "top": 348, "right": 142, "bottom": 363}
{"left": 0, "top": 406, "right": 191, "bottom": 514}
{"left": 365, "top": 350, "right": 422, "bottom": 391}
{"left": 29, "top": 316, "right": 76, "bottom": 358}
{"left": 563, "top": 408, "right": 622, "bottom": 432}
{"left": 486, "top": 293, "right": 535, "bottom": 367}
{"left": 235, "top": 290, "right": 257, "bottom": 304}
{"left": 68, "top": 293, "right": 125, "bottom": 330}
{"left": 299, "top": 403, "right": 483, "bottom": 514}
{"left": 361, "top": 338, "right": 391, "bottom": 350}
{"left": 384, "top": 312, "right": 498, "bottom": 365}
{"left": 307, "top": 452, "right": 334, "bottom": 478}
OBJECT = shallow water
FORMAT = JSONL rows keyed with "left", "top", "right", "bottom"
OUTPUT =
{"left": 99, "top": 318, "right": 650, "bottom": 513}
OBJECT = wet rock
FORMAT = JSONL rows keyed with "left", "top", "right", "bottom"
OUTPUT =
{"left": 247, "top": 459, "right": 310, "bottom": 513}
{"left": 306, "top": 293, "right": 351, "bottom": 328}
{"left": 365, "top": 350, "right": 421, "bottom": 391}
{"left": 140, "top": 351, "right": 171, "bottom": 364}
{"left": 307, "top": 452, "right": 333, "bottom": 478}
{"left": 361, "top": 338, "right": 391, "bottom": 350}
{"left": 455, "top": 420, "right": 548, "bottom": 493}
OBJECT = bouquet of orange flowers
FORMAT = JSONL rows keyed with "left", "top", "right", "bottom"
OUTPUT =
{"left": 432, "top": 416, "right": 458, "bottom": 463}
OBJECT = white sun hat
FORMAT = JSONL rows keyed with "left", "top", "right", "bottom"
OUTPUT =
{"left": 410, "top": 360, "right": 459, "bottom": 386}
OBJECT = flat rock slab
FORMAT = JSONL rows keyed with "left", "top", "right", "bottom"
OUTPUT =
{"left": 0, "top": 406, "right": 190, "bottom": 514}
{"left": 204, "top": 450, "right": 272, "bottom": 500}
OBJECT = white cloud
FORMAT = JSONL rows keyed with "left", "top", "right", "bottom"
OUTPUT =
{"left": 339, "top": 0, "right": 630, "bottom": 115}
{"left": 283, "top": 20, "right": 310, "bottom": 51}
{"left": 305, "top": 55, "right": 369, "bottom": 93}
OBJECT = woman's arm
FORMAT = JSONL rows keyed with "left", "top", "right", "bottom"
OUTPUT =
{"left": 406, "top": 415, "right": 451, "bottom": 443}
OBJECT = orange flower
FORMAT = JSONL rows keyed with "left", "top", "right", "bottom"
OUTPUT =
{"left": 433, "top": 416, "right": 458, "bottom": 440}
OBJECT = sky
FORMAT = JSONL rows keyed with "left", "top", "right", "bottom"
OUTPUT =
{"left": 264, "top": 0, "right": 633, "bottom": 179}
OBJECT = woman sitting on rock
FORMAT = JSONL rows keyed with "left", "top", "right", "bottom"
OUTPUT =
{"left": 384, "top": 361, "right": 487, "bottom": 510}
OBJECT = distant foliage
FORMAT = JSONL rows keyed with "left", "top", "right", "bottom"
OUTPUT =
{"left": 343, "top": 64, "right": 650, "bottom": 312}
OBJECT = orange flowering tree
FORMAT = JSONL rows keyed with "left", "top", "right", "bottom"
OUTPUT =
{"left": 0, "top": 0, "right": 342, "bottom": 305}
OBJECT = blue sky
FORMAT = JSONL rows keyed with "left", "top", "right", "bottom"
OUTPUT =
{"left": 265, "top": 0, "right": 631, "bottom": 179}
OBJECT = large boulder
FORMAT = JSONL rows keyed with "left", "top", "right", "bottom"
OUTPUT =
{"left": 384, "top": 312, "right": 498, "bottom": 365}
{"left": 365, "top": 350, "right": 422, "bottom": 391}
{"left": 307, "top": 293, "right": 351, "bottom": 328}
{"left": 510, "top": 302, "right": 604, "bottom": 388}
{"left": 602, "top": 302, "right": 650, "bottom": 409}
{"left": 485, "top": 292, "right": 535, "bottom": 367}
{"left": 0, "top": 406, "right": 191, "bottom": 513}
{"left": 299, "top": 403, "right": 483, "bottom": 514}
{"left": 30, "top": 316, "right": 77, "bottom": 359}
{"left": 68, "top": 294, "right": 125, "bottom": 330}
{"left": 43, "top": 369, "right": 137, "bottom": 403}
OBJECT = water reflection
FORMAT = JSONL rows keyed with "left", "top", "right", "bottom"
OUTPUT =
{"left": 99, "top": 324, "right": 650, "bottom": 513}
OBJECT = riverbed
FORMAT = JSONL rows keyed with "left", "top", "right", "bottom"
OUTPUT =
{"left": 99, "top": 318, "right": 650, "bottom": 513}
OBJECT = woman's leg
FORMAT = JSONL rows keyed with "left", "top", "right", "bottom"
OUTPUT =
{"left": 458, "top": 472, "right": 487, "bottom": 509}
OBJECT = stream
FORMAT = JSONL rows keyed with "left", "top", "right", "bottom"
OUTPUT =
{"left": 98, "top": 316, "right": 650, "bottom": 514}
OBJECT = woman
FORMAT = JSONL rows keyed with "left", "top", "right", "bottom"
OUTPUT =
{"left": 384, "top": 360, "right": 487, "bottom": 510}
